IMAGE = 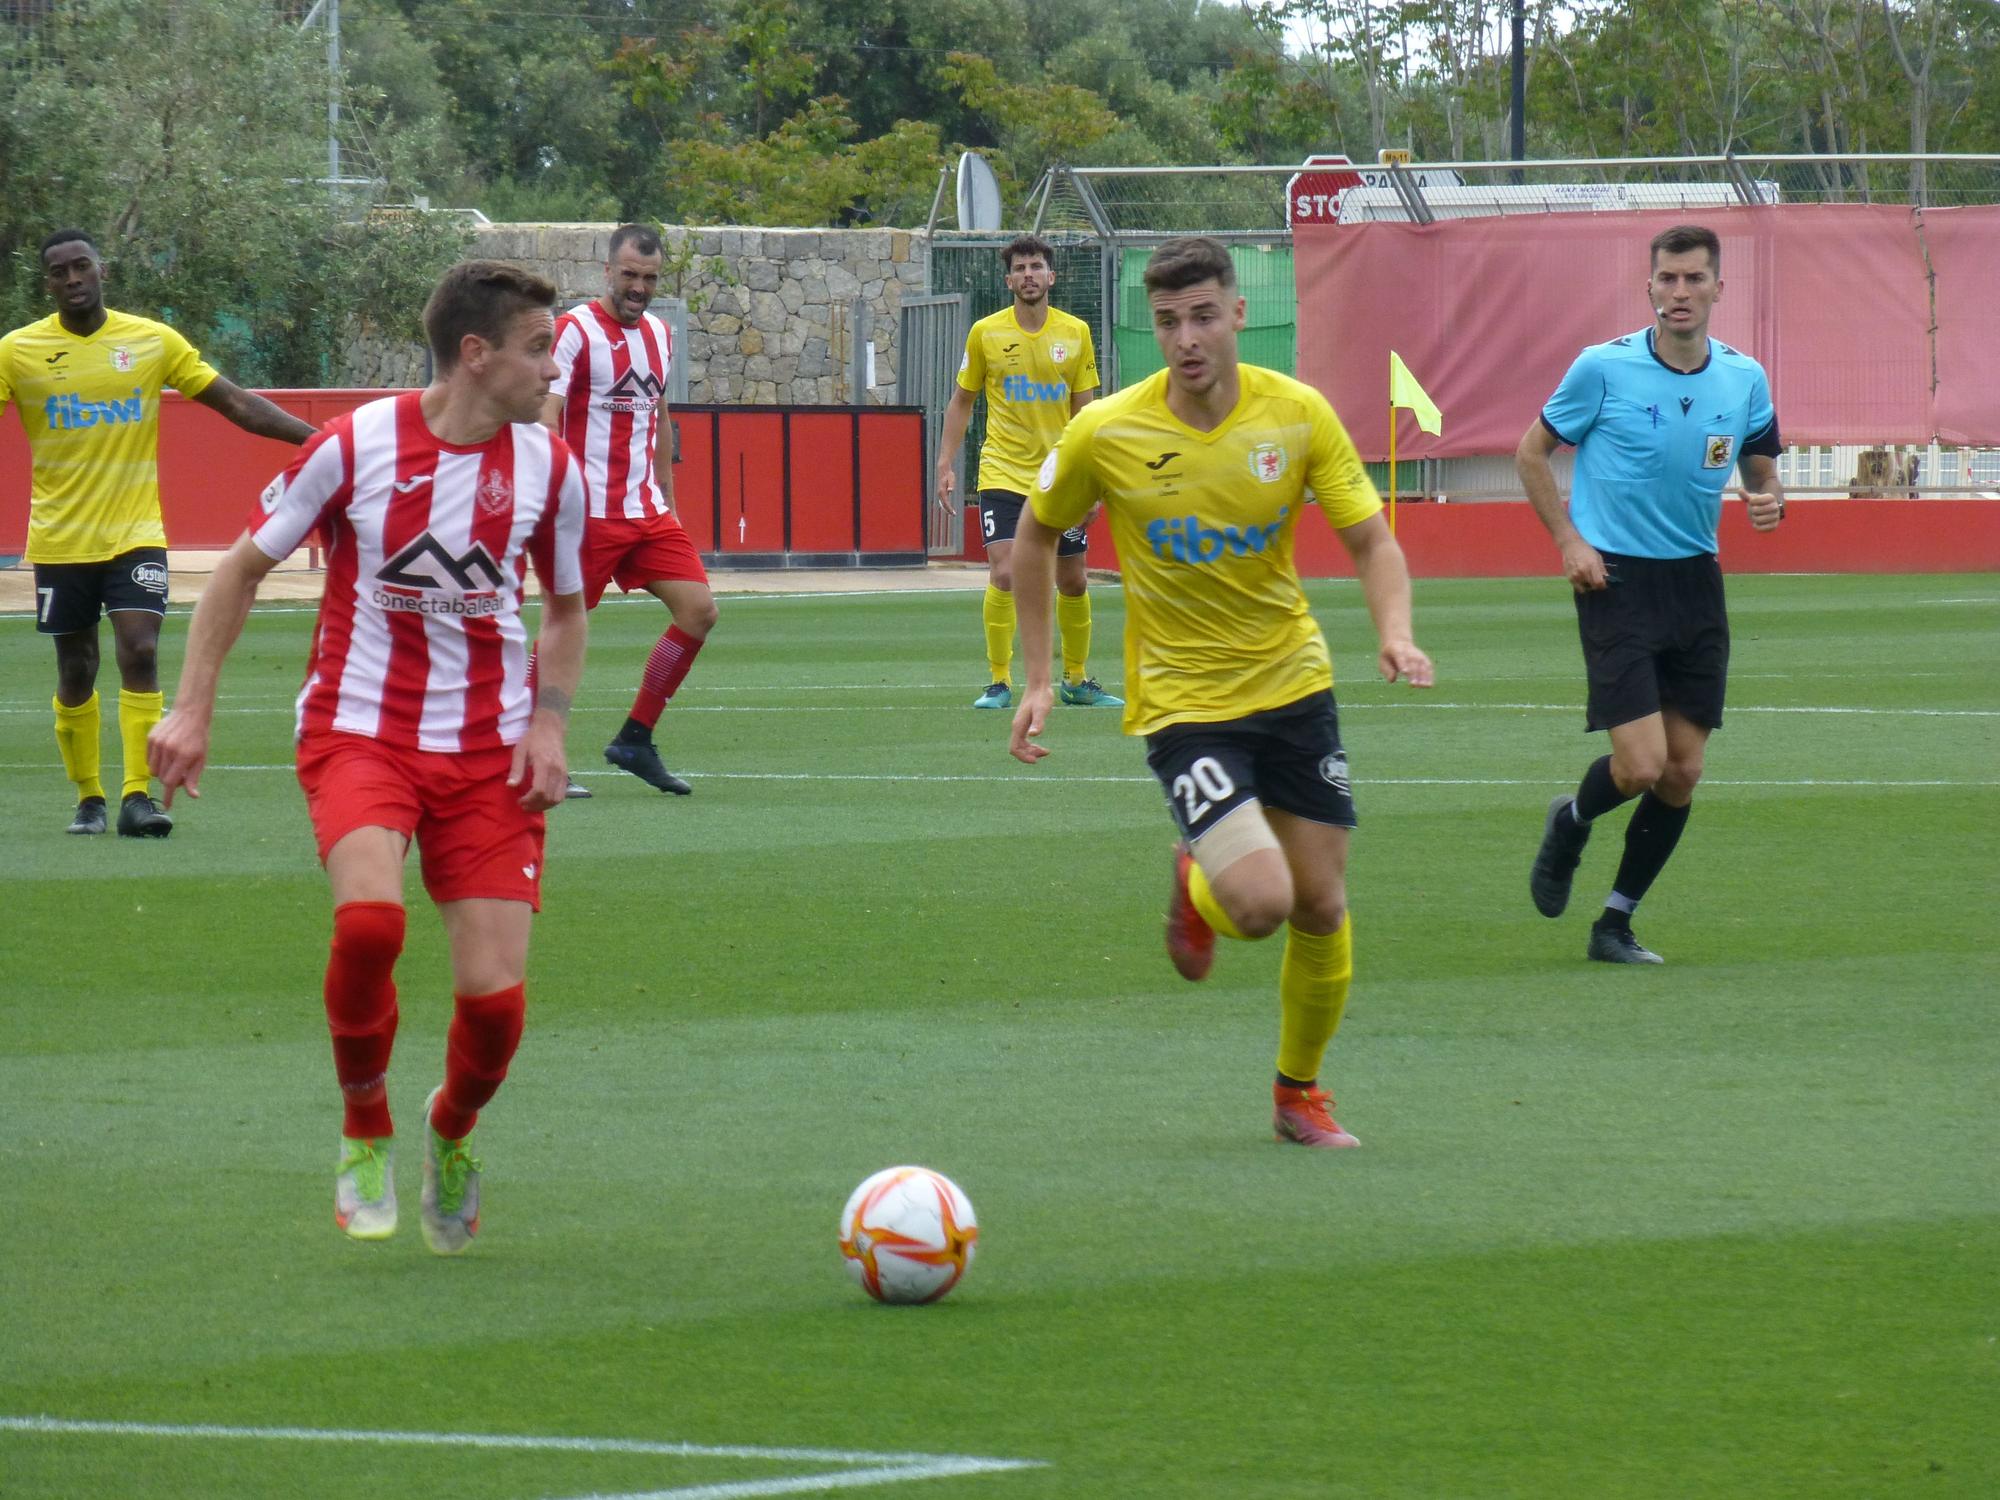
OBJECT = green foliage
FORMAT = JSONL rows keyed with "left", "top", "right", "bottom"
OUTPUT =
{"left": 0, "top": 0, "right": 467, "bottom": 384}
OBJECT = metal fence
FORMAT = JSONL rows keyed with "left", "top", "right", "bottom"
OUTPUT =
{"left": 895, "top": 293, "right": 970, "bottom": 554}
{"left": 927, "top": 154, "right": 2000, "bottom": 497}
{"left": 1034, "top": 154, "right": 2000, "bottom": 238}
{"left": 923, "top": 234, "right": 1113, "bottom": 547}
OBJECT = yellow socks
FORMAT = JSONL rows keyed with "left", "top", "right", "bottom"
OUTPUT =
{"left": 982, "top": 584, "right": 1016, "bottom": 685}
{"left": 1056, "top": 590, "right": 1092, "bottom": 684}
{"left": 118, "top": 689, "right": 164, "bottom": 798}
{"left": 1187, "top": 858, "right": 1248, "bottom": 940}
{"left": 1275, "top": 917, "right": 1353, "bottom": 1084}
{"left": 53, "top": 693, "right": 106, "bottom": 802}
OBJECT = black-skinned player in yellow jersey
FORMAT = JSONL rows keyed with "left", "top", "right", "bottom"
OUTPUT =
{"left": 0, "top": 229, "right": 315, "bottom": 837}
{"left": 1009, "top": 237, "right": 1434, "bottom": 1149}
{"left": 933, "top": 234, "right": 1119, "bottom": 711}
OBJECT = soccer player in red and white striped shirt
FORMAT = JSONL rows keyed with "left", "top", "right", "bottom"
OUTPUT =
{"left": 150, "top": 261, "right": 588, "bottom": 1254}
{"left": 542, "top": 223, "right": 716, "bottom": 798}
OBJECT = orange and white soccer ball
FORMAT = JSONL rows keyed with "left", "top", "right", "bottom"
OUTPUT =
{"left": 838, "top": 1166, "right": 979, "bottom": 1304}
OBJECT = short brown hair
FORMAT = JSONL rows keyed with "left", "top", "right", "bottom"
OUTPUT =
{"left": 423, "top": 260, "right": 557, "bottom": 372}
{"left": 1143, "top": 236, "right": 1237, "bottom": 296}
{"left": 1001, "top": 234, "right": 1054, "bottom": 272}
{"left": 608, "top": 223, "right": 662, "bottom": 260}
{"left": 1650, "top": 224, "right": 1721, "bottom": 270}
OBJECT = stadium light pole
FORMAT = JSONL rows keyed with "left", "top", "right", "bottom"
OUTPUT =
{"left": 297, "top": 0, "right": 341, "bottom": 201}
{"left": 1510, "top": 0, "right": 1525, "bottom": 183}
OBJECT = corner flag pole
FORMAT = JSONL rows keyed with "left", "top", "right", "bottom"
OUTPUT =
{"left": 1387, "top": 350, "right": 1443, "bottom": 537}
{"left": 1388, "top": 403, "right": 1398, "bottom": 534}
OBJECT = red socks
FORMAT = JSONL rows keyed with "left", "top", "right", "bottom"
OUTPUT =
{"left": 630, "top": 626, "right": 702, "bottom": 729}
{"left": 324, "top": 901, "right": 405, "bottom": 1139}
{"left": 430, "top": 983, "right": 527, "bottom": 1141}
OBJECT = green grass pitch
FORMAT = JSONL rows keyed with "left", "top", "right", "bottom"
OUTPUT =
{"left": 2, "top": 571, "right": 1996, "bottom": 1499}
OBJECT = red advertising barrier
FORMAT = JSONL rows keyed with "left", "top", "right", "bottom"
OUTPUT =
{"left": 1296, "top": 204, "right": 2000, "bottom": 459}
{"left": 1076, "top": 499, "right": 2000, "bottom": 577}
{"left": 2, "top": 392, "right": 927, "bottom": 566}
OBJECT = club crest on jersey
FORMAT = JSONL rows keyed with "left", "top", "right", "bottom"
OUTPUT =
{"left": 1703, "top": 434, "right": 1736, "bottom": 469}
{"left": 1248, "top": 443, "right": 1288, "bottom": 483}
{"left": 476, "top": 468, "right": 513, "bottom": 516}
{"left": 108, "top": 346, "right": 136, "bottom": 372}
{"left": 1049, "top": 342, "right": 1069, "bottom": 364}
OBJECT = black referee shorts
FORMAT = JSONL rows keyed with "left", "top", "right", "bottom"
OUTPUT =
{"left": 1573, "top": 551, "right": 1730, "bottom": 732}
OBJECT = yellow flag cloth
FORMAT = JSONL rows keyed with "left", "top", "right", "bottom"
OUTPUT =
{"left": 1389, "top": 351, "right": 1442, "bottom": 436}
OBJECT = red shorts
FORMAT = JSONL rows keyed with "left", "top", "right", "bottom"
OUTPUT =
{"left": 583, "top": 511, "right": 708, "bottom": 609}
{"left": 296, "top": 731, "right": 546, "bottom": 910}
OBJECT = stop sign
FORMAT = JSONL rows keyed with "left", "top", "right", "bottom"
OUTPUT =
{"left": 1285, "top": 154, "right": 1364, "bottom": 228}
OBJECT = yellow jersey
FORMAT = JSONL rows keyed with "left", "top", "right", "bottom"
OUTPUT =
{"left": 0, "top": 308, "right": 218, "bottom": 563}
{"left": 958, "top": 305, "right": 1098, "bottom": 494}
{"left": 1031, "top": 365, "right": 1382, "bottom": 735}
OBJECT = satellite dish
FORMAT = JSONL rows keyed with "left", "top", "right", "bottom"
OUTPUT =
{"left": 956, "top": 152, "right": 1003, "bottom": 232}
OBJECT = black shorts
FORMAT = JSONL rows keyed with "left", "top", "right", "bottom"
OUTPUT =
{"left": 1574, "top": 551, "right": 1729, "bottom": 732}
{"left": 978, "top": 490, "right": 1088, "bottom": 557}
{"left": 34, "top": 548, "right": 170, "bottom": 635}
{"left": 1144, "top": 690, "right": 1356, "bottom": 843}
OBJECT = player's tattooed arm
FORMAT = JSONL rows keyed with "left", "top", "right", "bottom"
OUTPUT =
{"left": 535, "top": 683, "right": 573, "bottom": 723}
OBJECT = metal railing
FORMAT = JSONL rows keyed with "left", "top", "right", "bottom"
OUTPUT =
{"left": 1029, "top": 155, "right": 2000, "bottom": 239}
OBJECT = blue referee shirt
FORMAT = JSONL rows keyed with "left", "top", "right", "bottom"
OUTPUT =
{"left": 1540, "top": 329, "right": 1780, "bottom": 559}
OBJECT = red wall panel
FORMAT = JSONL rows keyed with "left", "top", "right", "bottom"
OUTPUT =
{"left": 787, "top": 411, "right": 858, "bottom": 552}
{"left": 857, "top": 410, "right": 925, "bottom": 554}
{"left": 672, "top": 410, "right": 716, "bottom": 552}
{"left": 1085, "top": 499, "right": 2000, "bottom": 577}
{"left": 2, "top": 388, "right": 388, "bottom": 555}
{"left": 712, "top": 412, "right": 786, "bottom": 553}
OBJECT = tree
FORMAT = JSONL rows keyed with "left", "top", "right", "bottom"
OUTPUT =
{"left": 0, "top": 0, "right": 466, "bottom": 383}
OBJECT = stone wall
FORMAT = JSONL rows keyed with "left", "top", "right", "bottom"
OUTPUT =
{"left": 338, "top": 222, "right": 930, "bottom": 405}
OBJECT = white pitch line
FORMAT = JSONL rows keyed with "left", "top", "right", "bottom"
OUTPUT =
{"left": 0, "top": 586, "right": 1018, "bottom": 624}
{"left": 0, "top": 1417, "right": 1042, "bottom": 1500}
{"left": 0, "top": 762, "right": 1989, "bottom": 789}
{"left": 0, "top": 698, "right": 1992, "bottom": 719}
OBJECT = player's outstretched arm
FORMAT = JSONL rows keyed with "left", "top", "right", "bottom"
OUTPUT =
{"left": 193, "top": 378, "right": 317, "bottom": 446}
{"left": 1007, "top": 512, "right": 1061, "bottom": 764}
{"left": 1337, "top": 512, "right": 1435, "bottom": 689}
{"left": 514, "top": 588, "right": 586, "bottom": 811}
{"left": 149, "top": 532, "right": 281, "bottom": 806}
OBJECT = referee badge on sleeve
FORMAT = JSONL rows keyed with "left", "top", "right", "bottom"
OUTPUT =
{"left": 1703, "top": 435, "right": 1736, "bottom": 469}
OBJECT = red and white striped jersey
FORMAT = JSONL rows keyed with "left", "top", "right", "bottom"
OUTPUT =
{"left": 247, "top": 391, "right": 587, "bottom": 753}
{"left": 550, "top": 300, "right": 673, "bottom": 521}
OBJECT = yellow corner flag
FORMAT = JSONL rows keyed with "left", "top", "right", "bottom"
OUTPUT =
{"left": 1389, "top": 351, "right": 1442, "bottom": 436}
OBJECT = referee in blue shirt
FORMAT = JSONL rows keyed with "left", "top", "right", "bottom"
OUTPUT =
{"left": 1516, "top": 224, "right": 1786, "bottom": 964}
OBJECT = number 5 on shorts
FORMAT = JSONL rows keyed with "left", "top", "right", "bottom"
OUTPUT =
{"left": 1171, "top": 756, "right": 1236, "bottom": 826}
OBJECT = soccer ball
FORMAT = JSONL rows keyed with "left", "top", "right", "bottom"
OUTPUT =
{"left": 838, "top": 1166, "right": 979, "bottom": 1305}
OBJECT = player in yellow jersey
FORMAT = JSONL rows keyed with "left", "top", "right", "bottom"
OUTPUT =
{"left": 1008, "top": 237, "right": 1434, "bottom": 1148}
{"left": 933, "top": 235, "right": 1120, "bottom": 711}
{"left": 1, "top": 229, "right": 315, "bottom": 837}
